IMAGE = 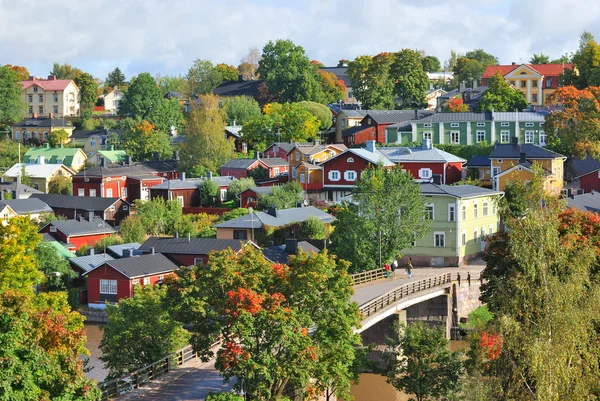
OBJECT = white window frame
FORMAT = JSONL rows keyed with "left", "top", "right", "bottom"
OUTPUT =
{"left": 295, "top": 151, "right": 300, "bottom": 160}
{"left": 539, "top": 132, "right": 547, "bottom": 146}
{"left": 273, "top": 145, "right": 279, "bottom": 153}
{"left": 501, "top": 122, "right": 510, "bottom": 127}
{"left": 462, "top": 205, "right": 466, "bottom": 221}
{"left": 328, "top": 170, "right": 341, "bottom": 181}
{"left": 143, "top": 277, "right": 150, "bottom": 286}
{"left": 500, "top": 131, "right": 510, "bottom": 143}
{"left": 481, "top": 228, "right": 486, "bottom": 241}
{"left": 483, "top": 200, "right": 489, "bottom": 216}
{"left": 100, "top": 279, "right": 117, "bottom": 295}
{"left": 426, "top": 204, "right": 434, "bottom": 221}
{"left": 525, "top": 131, "right": 534, "bottom": 144}
{"left": 89, "top": 189, "right": 96, "bottom": 197}
{"left": 450, "top": 123, "right": 459, "bottom": 128}
{"left": 78, "top": 188, "right": 85, "bottom": 196}
{"left": 492, "top": 201, "right": 497, "bottom": 215}
{"left": 473, "top": 202, "right": 478, "bottom": 218}
{"left": 423, "top": 123, "right": 432, "bottom": 128}
{"left": 177, "top": 195, "right": 184, "bottom": 206}
{"left": 450, "top": 131, "right": 460, "bottom": 144}
{"left": 347, "top": 157, "right": 354, "bottom": 163}
{"left": 90, "top": 140, "right": 96, "bottom": 148}
{"left": 492, "top": 167, "right": 500, "bottom": 177}
{"left": 132, "top": 279, "right": 139, "bottom": 285}
{"left": 476, "top": 122, "right": 485, "bottom": 127}
{"left": 423, "top": 132, "right": 432, "bottom": 141}
{"left": 462, "top": 231, "right": 467, "bottom": 246}
{"left": 448, "top": 203, "right": 456, "bottom": 222}
{"left": 292, "top": 167, "right": 297, "bottom": 178}
{"left": 434, "top": 232, "right": 445, "bottom": 248}
{"left": 344, "top": 170, "right": 357, "bottom": 181}
{"left": 473, "top": 228, "right": 479, "bottom": 244}
{"left": 106, "top": 188, "right": 113, "bottom": 198}
{"left": 476, "top": 131, "right": 486, "bottom": 143}
{"left": 300, "top": 173, "right": 305, "bottom": 183}
{"left": 273, "top": 168, "right": 279, "bottom": 176}
{"left": 419, "top": 168, "right": 432, "bottom": 179}
{"left": 525, "top": 122, "right": 534, "bottom": 127}
{"left": 50, "top": 226, "right": 57, "bottom": 233}
{"left": 123, "top": 206, "right": 129, "bottom": 210}
{"left": 121, "top": 187, "right": 128, "bottom": 199}
{"left": 193, "top": 257, "right": 203, "bottom": 265}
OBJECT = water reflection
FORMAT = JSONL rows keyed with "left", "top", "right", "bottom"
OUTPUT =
{"left": 83, "top": 323, "right": 109, "bottom": 382}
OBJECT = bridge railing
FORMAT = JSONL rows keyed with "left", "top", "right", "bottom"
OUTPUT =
{"left": 359, "top": 273, "right": 453, "bottom": 318}
{"left": 351, "top": 268, "right": 387, "bottom": 286}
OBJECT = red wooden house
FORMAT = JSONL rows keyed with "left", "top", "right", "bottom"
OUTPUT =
{"left": 31, "top": 193, "right": 130, "bottom": 225}
{"left": 263, "top": 142, "right": 295, "bottom": 160}
{"left": 239, "top": 186, "right": 274, "bottom": 208}
{"left": 568, "top": 155, "right": 600, "bottom": 193}
{"left": 84, "top": 253, "right": 179, "bottom": 308}
{"left": 39, "top": 215, "right": 117, "bottom": 251}
{"left": 220, "top": 158, "right": 269, "bottom": 179}
{"left": 343, "top": 110, "right": 433, "bottom": 146}
{"left": 261, "top": 158, "right": 289, "bottom": 178}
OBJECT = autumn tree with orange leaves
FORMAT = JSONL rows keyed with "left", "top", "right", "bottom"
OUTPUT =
{"left": 444, "top": 96, "right": 470, "bottom": 112}
{"left": 166, "top": 246, "right": 362, "bottom": 401}
{"left": 121, "top": 120, "right": 172, "bottom": 162}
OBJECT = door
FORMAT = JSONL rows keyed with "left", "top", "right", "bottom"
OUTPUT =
{"left": 480, "top": 228, "right": 486, "bottom": 252}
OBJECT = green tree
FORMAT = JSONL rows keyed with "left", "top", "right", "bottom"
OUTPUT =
{"left": 348, "top": 53, "right": 395, "bottom": 109}
{"left": 226, "top": 177, "right": 256, "bottom": 201}
{"left": 119, "top": 215, "right": 146, "bottom": 243}
{"left": 477, "top": 72, "right": 528, "bottom": 112}
{"left": 199, "top": 179, "right": 219, "bottom": 206}
{"left": 206, "top": 392, "right": 243, "bottom": 401}
{"left": 47, "top": 129, "right": 69, "bottom": 147}
{"left": 298, "top": 100, "right": 333, "bottom": 131}
{"left": 258, "top": 39, "right": 325, "bottom": 103}
{"left": 105, "top": 67, "right": 126, "bottom": 88}
{"left": 329, "top": 165, "right": 429, "bottom": 272}
{"left": 317, "top": 69, "right": 347, "bottom": 104}
{"left": 221, "top": 96, "right": 262, "bottom": 126}
{"left": 529, "top": 53, "right": 550, "bottom": 64}
{"left": 257, "top": 181, "right": 303, "bottom": 210}
{"left": 74, "top": 72, "right": 99, "bottom": 116}
{"left": 133, "top": 197, "right": 182, "bottom": 236}
{"left": 0, "top": 65, "right": 27, "bottom": 128}
{"left": 248, "top": 165, "right": 268, "bottom": 180}
{"left": 157, "top": 75, "right": 187, "bottom": 94}
{"left": 0, "top": 217, "right": 43, "bottom": 293}
{"left": 0, "top": 136, "right": 28, "bottom": 168}
{"left": 34, "top": 241, "right": 76, "bottom": 290}
{"left": 221, "top": 208, "right": 249, "bottom": 221}
{"left": 100, "top": 285, "right": 190, "bottom": 378}
{"left": 48, "top": 175, "right": 72, "bottom": 195}
{"left": 302, "top": 215, "right": 328, "bottom": 241}
{"left": 121, "top": 120, "right": 172, "bottom": 162}
{"left": 465, "top": 49, "right": 498, "bottom": 68}
{"left": 568, "top": 31, "right": 600, "bottom": 88}
{"left": 49, "top": 62, "right": 83, "bottom": 79}
{"left": 391, "top": 49, "right": 429, "bottom": 109}
{"left": 216, "top": 63, "right": 239, "bottom": 81}
{"left": 175, "top": 213, "right": 219, "bottom": 238}
{"left": 165, "top": 246, "right": 362, "bottom": 401}
{"left": 453, "top": 57, "right": 484, "bottom": 85}
{"left": 180, "top": 94, "right": 234, "bottom": 174}
{"left": 421, "top": 55, "right": 442, "bottom": 72}
{"left": 185, "top": 59, "right": 223, "bottom": 98}
{"left": 385, "top": 323, "right": 463, "bottom": 401}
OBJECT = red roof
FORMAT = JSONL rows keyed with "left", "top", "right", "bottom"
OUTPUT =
{"left": 20, "top": 78, "right": 75, "bottom": 91}
{"left": 482, "top": 63, "right": 574, "bottom": 79}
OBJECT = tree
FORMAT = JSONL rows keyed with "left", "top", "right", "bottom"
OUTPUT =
{"left": 100, "top": 285, "right": 190, "bottom": 378}
{"left": 119, "top": 215, "right": 146, "bottom": 243}
{"left": 180, "top": 94, "right": 234, "bottom": 174}
{"left": 464, "top": 49, "right": 498, "bottom": 68}
{"left": 385, "top": 323, "right": 462, "bottom": 401}
{"left": 453, "top": 57, "right": 484, "bottom": 85}
{"left": 569, "top": 31, "right": 600, "bottom": 88}
{"left": 0, "top": 65, "right": 27, "bottom": 128}
{"left": 317, "top": 70, "right": 346, "bottom": 103}
{"left": 157, "top": 75, "right": 186, "bottom": 94}
{"left": 133, "top": 198, "right": 182, "bottom": 236}
{"left": 239, "top": 47, "right": 262, "bottom": 80}
{"left": 258, "top": 39, "right": 325, "bottom": 103}
{"left": 105, "top": 67, "right": 126, "bottom": 88}
{"left": 477, "top": 72, "right": 528, "bottom": 112}
{"left": 348, "top": 53, "right": 395, "bottom": 109}
{"left": 47, "top": 128, "right": 69, "bottom": 147}
{"left": 242, "top": 102, "right": 320, "bottom": 150}
{"left": 329, "top": 165, "right": 429, "bottom": 272}
{"left": 391, "top": 49, "right": 429, "bottom": 109}
{"left": 444, "top": 97, "right": 470, "bottom": 112}
{"left": 165, "top": 246, "right": 362, "bottom": 401}
{"left": 0, "top": 136, "right": 27, "bottom": 168}
{"left": 529, "top": 53, "right": 550, "bottom": 64}
{"left": 121, "top": 120, "right": 172, "bottom": 162}
{"left": 4, "top": 64, "right": 30, "bottom": 80}
{"left": 257, "top": 181, "right": 303, "bottom": 210}
{"left": 248, "top": 165, "right": 268, "bottom": 180}
{"left": 49, "top": 62, "right": 83, "bottom": 79}
{"left": 185, "top": 59, "right": 223, "bottom": 98}
{"left": 34, "top": 241, "right": 75, "bottom": 290}
{"left": 298, "top": 100, "right": 333, "bottom": 131}
{"left": 421, "top": 55, "right": 441, "bottom": 72}
{"left": 221, "top": 96, "right": 262, "bottom": 126}
{"left": 226, "top": 177, "right": 256, "bottom": 201}
{"left": 175, "top": 213, "right": 219, "bottom": 238}
{"left": 48, "top": 175, "right": 72, "bottom": 195}
{"left": 302, "top": 215, "right": 328, "bottom": 241}
{"left": 0, "top": 217, "right": 43, "bottom": 293}
{"left": 199, "top": 179, "right": 219, "bottom": 206}
{"left": 216, "top": 63, "right": 238, "bottom": 81}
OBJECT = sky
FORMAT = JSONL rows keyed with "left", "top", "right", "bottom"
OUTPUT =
{"left": 1, "top": 0, "right": 598, "bottom": 81}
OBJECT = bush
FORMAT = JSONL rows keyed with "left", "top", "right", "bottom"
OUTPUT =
{"left": 120, "top": 215, "right": 146, "bottom": 243}
{"left": 199, "top": 180, "right": 219, "bottom": 206}
{"left": 94, "top": 236, "right": 123, "bottom": 253}
{"left": 221, "top": 208, "right": 249, "bottom": 222}
{"left": 205, "top": 392, "right": 243, "bottom": 401}
{"left": 76, "top": 245, "right": 89, "bottom": 257}
{"left": 226, "top": 177, "right": 255, "bottom": 201}
{"left": 68, "top": 288, "right": 81, "bottom": 310}
{"left": 302, "top": 216, "right": 327, "bottom": 240}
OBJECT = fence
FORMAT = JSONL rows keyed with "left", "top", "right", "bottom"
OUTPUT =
{"left": 350, "top": 268, "right": 388, "bottom": 286}
{"left": 359, "top": 273, "right": 453, "bottom": 318}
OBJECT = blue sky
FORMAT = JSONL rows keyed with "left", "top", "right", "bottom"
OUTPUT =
{"left": 0, "top": 0, "right": 596, "bottom": 81}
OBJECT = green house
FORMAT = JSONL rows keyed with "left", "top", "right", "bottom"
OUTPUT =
{"left": 23, "top": 144, "right": 87, "bottom": 171}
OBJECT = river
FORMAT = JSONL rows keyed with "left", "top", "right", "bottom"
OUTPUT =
{"left": 83, "top": 324, "right": 109, "bottom": 382}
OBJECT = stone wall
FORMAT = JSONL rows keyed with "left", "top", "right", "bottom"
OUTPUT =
{"left": 454, "top": 278, "right": 483, "bottom": 323}
{"left": 79, "top": 310, "right": 108, "bottom": 324}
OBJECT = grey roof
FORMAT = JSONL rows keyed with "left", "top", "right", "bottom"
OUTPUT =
{"left": 379, "top": 147, "right": 466, "bottom": 163}
{"left": 0, "top": 181, "right": 42, "bottom": 197}
{"left": 567, "top": 192, "right": 600, "bottom": 213}
{"left": 265, "top": 142, "right": 296, "bottom": 154}
{"left": 414, "top": 112, "right": 491, "bottom": 124}
{"left": 489, "top": 144, "right": 565, "bottom": 159}
{"left": 319, "top": 67, "right": 351, "bottom": 86}
{"left": 0, "top": 198, "right": 53, "bottom": 214}
{"left": 240, "top": 186, "right": 274, "bottom": 196}
{"left": 225, "top": 126, "right": 243, "bottom": 138}
{"left": 491, "top": 111, "right": 546, "bottom": 122}
{"left": 214, "top": 206, "right": 335, "bottom": 229}
{"left": 221, "top": 158, "right": 263, "bottom": 170}
{"left": 323, "top": 148, "right": 395, "bottom": 167}
{"left": 569, "top": 155, "right": 600, "bottom": 179}
{"left": 69, "top": 253, "right": 114, "bottom": 273}
{"left": 12, "top": 117, "right": 70, "bottom": 128}
{"left": 365, "top": 110, "right": 433, "bottom": 124}
{"left": 262, "top": 241, "right": 321, "bottom": 264}
{"left": 439, "top": 89, "right": 460, "bottom": 99}
{"left": 340, "top": 110, "right": 368, "bottom": 119}
{"left": 213, "top": 79, "right": 264, "bottom": 97}
{"left": 261, "top": 158, "right": 288, "bottom": 167}
{"left": 43, "top": 218, "right": 116, "bottom": 237}
{"left": 74, "top": 161, "right": 177, "bottom": 177}
{"left": 150, "top": 179, "right": 201, "bottom": 190}
{"left": 342, "top": 125, "right": 371, "bottom": 138}
{"left": 106, "top": 242, "right": 143, "bottom": 258}
{"left": 84, "top": 253, "right": 179, "bottom": 279}
{"left": 31, "top": 193, "right": 126, "bottom": 211}
{"left": 420, "top": 183, "right": 503, "bottom": 198}
{"left": 70, "top": 129, "right": 106, "bottom": 139}
{"left": 139, "top": 237, "right": 248, "bottom": 255}
{"left": 466, "top": 155, "right": 491, "bottom": 167}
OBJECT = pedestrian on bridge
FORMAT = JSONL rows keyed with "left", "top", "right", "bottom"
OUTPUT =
{"left": 391, "top": 257, "right": 398, "bottom": 278}
{"left": 384, "top": 263, "right": 390, "bottom": 278}
{"left": 406, "top": 257, "right": 413, "bottom": 279}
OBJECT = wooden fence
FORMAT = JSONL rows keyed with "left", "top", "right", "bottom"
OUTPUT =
{"left": 350, "top": 268, "right": 387, "bottom": 286}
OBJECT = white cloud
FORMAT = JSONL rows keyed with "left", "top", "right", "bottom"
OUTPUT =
{"left": 0, "top": 0, "right": 598, "bottom": 80}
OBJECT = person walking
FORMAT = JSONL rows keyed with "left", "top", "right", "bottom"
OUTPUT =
{"left": 391, "top": 257, "right": 399, "bottom": 279}
{"left": 384, "top": 263, "right": 391, "bottom": 278}
{"left": 406, "top": 257, "right": 413, "bottom": 279}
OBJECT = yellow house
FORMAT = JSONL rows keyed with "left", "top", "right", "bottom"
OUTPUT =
{"left": 489, "top": 143, "right": 565, "bottom": 193}
{"left": 335, "top": 110, "right": 367, "bottom": 143}
{"left": 465, "top": 156, "right": 492, "bottom": 187}
{"left": 3, "top": 163, "right": 76, "bottom": 193}
{"left": 23, "top": 145, "right": 87, "bottom": 172}
{"left": 20, "top": 76, "right": 79, "bottom": 117}
{"left": 11, "top": 117, "right": 74, "bottom": 144}
{"left": 70, "top": 128, "right": 108, "bottom": 154}
{"left": 482, "top": 63, "right": 574, "bottom": 106}
{"left": 289, "top": 143, "right": 347, "bottom": 191}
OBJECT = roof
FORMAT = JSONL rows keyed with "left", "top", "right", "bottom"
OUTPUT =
{"left": 412, "top": 112, "right": 491, "bottom": 124}
{"left": 0, "top": 198, "right": 53, "bottom": 214}
{"left": 491, "top": 111, "right": 545, "bottom": 122}
{"left": 31, "top": 193, "right": 125, "bottom": 211}
{"left": 365, "top": 110, "right": 434, "bottom": 125}
{"left": 225, "top": 125, "right": 243, "bottom": 138}
{"left": 139, "top": 237, "right": 248, "bottom": 255}
{"left": 466, "top": 155, "right": 491, "bottom": 167}
{"left": 261, "top": 158, "right": 288, "bottom": 167}
{"left": 106, "top": 242, "right": 143, "bottom": 258}
{"left": 319, "top": 66, "right": 351, "bottom": 86}
{"left": 214, "top": 206, "right": 335, "bottom": 229}
{"left": 74, "top": 160, "right": 177, "bottom": 178}
{"left": 294, "top": 143, "right": 347, "bottom": 156}
{"left": 20, "top": 77, "right": 74, "bottom": 91}
{"left": 69, "top": 253, "right": 115, "bottom": 273}
{"left": 379, "top": 146, "right": 465, "bottom": 163}
{"left": 570, "top": 155, "right": 600, "bottom": 179}
{"left": 567, "top": 192, "right": 600, "bottom": 213}
{"left": 84, "top": 253, "right": 179, "bottom": 279}
{"left": 420, "top": 183, "right": 503, "bottom": 198}
{"left": 213, "top": 79, "right": 264, "bottom": 97}
{"left": 3, "top": 163, "right": 75, "bottom": 179}
{"left": 42, "top": 217, "right": 116, "bottom": 237}
{"left": 296, "top": 161, "right": 323, "bottom": 170}
{"left": 46, "top": 241, "right": 76, "bottom": 258}
{"left": 342, "top": 124, "right": 373, "bottom": 138}
{"left": 340, "top": 110, "right": 368, "bottom": 119}
{"left": 262, "top": 241, "right": 321, "bottom": 264}
{"left": 489, "top": 144, "right": 565, "bottom": 159}
{"left": 482, "top": 63, "right": 574, "bottom": 79}
{"left": 23, "top": 147, "right": 85, "bottom": 166}
{"left": 0, "top": 181, "right": 42, "bottom": 196}
{"left": 98, "top": 150, "right": 127, "bottom": 163}
{"left": 150, "top": 179, "right": 201, "bottom": 190}
{"left": 70, "top": 129, "right": 106, "bottom": 139}
{"left": 240, "top": 186, "right": 273, "bottom": 196}
{"left": 220, "top": 159, "right": 264, "bottom": 170}
{"left": 265, "top": 142, "right": 296, "bottom": 154}
{"left": 323, "top": 148, "right": 394, "bottom": 167}
{"left": 12, "top": 117, "right": 71, "bottom": 128}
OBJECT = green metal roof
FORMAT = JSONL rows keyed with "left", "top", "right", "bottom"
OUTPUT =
{"left": 47, "top": 241, "right": 76, "bottom": 259}
{"left": 23, "top": 146, "right": 84, "bottom": 166}
{"left": 98, "top": 150, "right": 127, "bottom": 163}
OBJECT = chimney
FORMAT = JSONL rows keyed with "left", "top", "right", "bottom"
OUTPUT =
{"left": 124, "top": 155, "right": 131, "bottom": 166}
{"left": 79, "top": 215, "right": 85, "bottom": 222}
{"left": 285, "top": 239, "right": 298, "bottom": 255}
{"left": 207, "top": 171, "right": 213, "bottom": 180}
{"left": 123, "top": 248, "right": 133, "bottom": 257}
{"left": 512, "top": 137, "right": 519, "bottom": 145}
{"left": 181, "top": 172, "right": 186, "bottom": 181}
{"left": 255, "top": 151, "right": 260, "bottom": 160}
{"left": 431, "top": 174, "right": 442, "bottom": 185}
{"left": 110, "top": 144, "right": 115, "bottom": 151}
{"left": 32, "top": 113, "right": 38, "bottom": 119}
{"left": 512, "top": 62, "right": 516, "bottom": 65}
{"left": 365, "top": 140, "right": 376, "bottom": 153}
{"left": 88, "top": 211, "right": 95, "bottom": 221}
{"left": 519, "top": 152, "right": 527, "bottom": 163}
{"left": 422, "top": 138, "right": 432, "bottom": 150}
{"left": 47, "top": 75, "right": 57, "bottom": 80}
{"left": 238, "top": 74, "right": 244, "bottom": 82}
{"left": 150, "top": 247, "right": 155, "bottom": 255}
{"left": 233, "top": 119, "right": 236, "bottom": 127}
{"left": 153, "top": 152, "right": 159, "bottom": 162}
{"left": 88, "top": 248, "right": 95, "bottom": 256}
{"left": 188, "top": 233, "right": 191, "bottom": 243}
{"left": 414, "top": 109, "right": 418, "bottom": 119}
{"left": 173, "top": 231, "right": 179, "bottom": 239}
{"left": 267, "top": 207, "right": 278, "bottom": 218}
{"left": 173, "top": 151, "right": 180, "bottom": 161}
{"left": 567, "top": 188, "right": 573, "bottom": 198}
{"left": 38, "top": 156, "right": 45, "bottom": 165}
{"left": 49, "top": 113, "right": 53, "bottom": 119}
{"left": 100, "top": 157, "right": 106, "bottom": 167}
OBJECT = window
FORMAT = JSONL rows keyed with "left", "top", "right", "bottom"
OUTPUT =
{"left": 84, "top": 177, "right": 89, "bottom": 182}
{"left": 177, "top": 195, "right": 184, "bottom": 206}
{"left": 434, "top": 232, "right": 445, "bottom": 247}
{"left": 143, "top": 277, "right": 150, "bottom": 286}
{"left": 33, "top": 86, "right": 38, "bottom": 93}
{"left": 300, "top": 173, "right": 305, "bottom": 183}
{"left": 53, "top": 94, "right": 58, "bottom": 102}
{"left": 483, "top": 200, "right": 489, "bottom": 216}
{"left": 90, "top": 140, "right": 96, "bottom": 148}
{"left": 38, "top": 94, "right": 43, "bottom": 102}
{"left": 345, "top": 171, "right": 357, "bottom": 181}
{"left": 532, "top": 80, "right": 538, "bottom": 88}
{"left": 292, "top": 167, "right": 297, "bottom": 178}
{"left": 233, "top": 230, "right": 248, "bottom": 240}
{"left": 423, "top": 132, "right": 432, "bottom": 141}
{"left": 220, "top": 189, "right": 227, "bottom": 201}
{"left": 328, "top": 170, "right": 340, "bottom": 181}
{"left": 450, "top": 123, "right": 459, "bottom": 128}
{"left": 492, "top": 167, "right": 500, "bottom": 177}
{"left": 426, "top": 204, "right": 434, "bottom": 220}
{"left": 53, "top": 105, "right": 58, "bottom": 113}
{"left": 50, "top": 226, "right": 57, "bottom": 232}
{"left": 462, "top": 231, "right": 467, "bottom": 246}
{"left": 15, "top": 131, "right": 20, "bottom": 140}
{"left": 481, "top": 228, "right": 486, "bottom": 241}
{"left": 423, "top": 123, "right": 432, "bottom": 128}
{"left": 341, "top": 119, "right": 347, "bottom": 127}
{"left": 109, "top": 206, "right": 115, "bottom": 211}
{"left": 295, "top": 151, "right": 300, "bottom": 160}
{"left": 525, "top": 131, "right": 534, "bottom": 144}
{"left": 525, "top": 122, "right": 534, "bottom": 127}
{"left": 477, "top": 131, "right": 486, "bottom": 143}
{"left": 106, "top": 188, "right": 113, "bottom": 197}
{"left": 100, "top": 279, "right": 117, "bottom": 294}
{"left": 419, "top": 168, "right": 432, "bottom": 179}
{"left": 500, "top": 131, "right": 510, "bottom": 143}
{"left": 492, "top": 201, "right": 497, "bottom": 215}
{"left": 78, "top": 188, "right": 85, "bottom": 196}
{"left": 158, "top": 275, "right": 164, "bottom": 282}
{"left": 539, "top": 132, "right": 547, "bottom": 146}
{"left": 90, "top": 189, "right": 96, "bottom": 197}
{"left": 38, "top": 106, "right": 43, "bottom": 113}
{"left": 448, "top": 204, "right": 456, "bottom": 222}
{"left": 509, "top": 80, "right": 515, "bottom": 86}
{"left": 462, "top": 205, "right": 466, "bottom": 220}
{"left": 450, "top": 131, "right": 460, "bottom": 144}
{"left": 56, "top": 157, "right": 63, "bottom": 164}
{"left": 193, "top": 258, "right": 204, "bottom": 265}
{"left": 273, "top": 145, "right": 279, "bottom": 153}
{"left": 474, "top": 202, "right": 478, "bottom": 218}
{"left": 497, "top": 159, "right": 503, "bottom": 163}
{"left": 473, "top": 228, "right": 479, "bottom": 243}
{"left": 532, "top": 94, "right": 538, "bottom": 103}
{"left": 28, "top": 95, "right": 33, "bottom": 103}
{"left": 477, "top": 122, "right": 485, "bottom": 127}
{"left": 272, "top": 168, "right": 280, "bottom": 176}
{"left": 521, "top": 81, "right": 526, "bottom": 88}
{"left": 132, "top": 279, "right": 139, "bottom": 285}
{"left": 347, "top": 157, "right": 354, "bottom": 163}
{"left": 123, "top": 205, "right": 128, "bottom": 210}
{"left": 501, "top": 122, "right": 510, "bottom": 127}
{"left": 546, "top": 78, "right": 552, "bottom": 88}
